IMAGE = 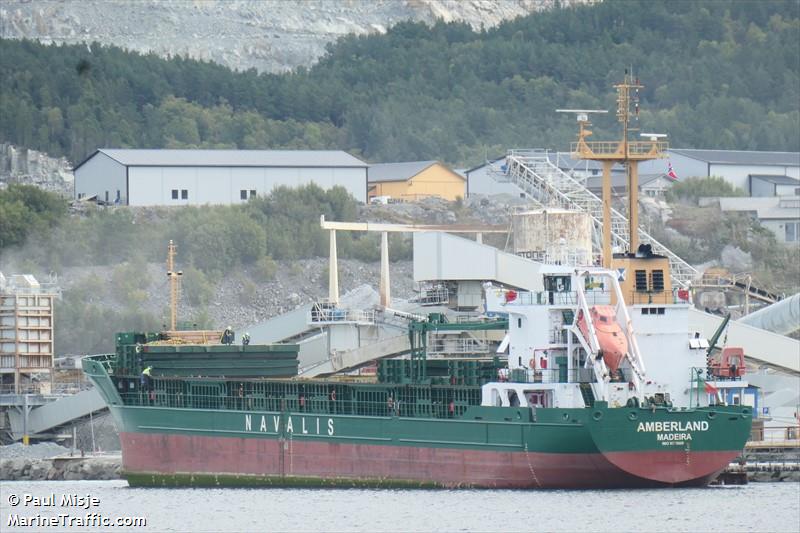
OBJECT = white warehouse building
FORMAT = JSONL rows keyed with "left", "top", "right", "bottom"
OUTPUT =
{"left": 73, "top": 149, "right": 369, "bottom": 206}
{"left": 638, "top": 149, "right": 800, "bottom": 192}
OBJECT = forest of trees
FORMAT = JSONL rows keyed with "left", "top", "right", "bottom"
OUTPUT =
{"left": 0, "top": 183, "right": 409, "bottom": 276}
{"left": 1, "top": 0, "right": 797, "bottom": 168}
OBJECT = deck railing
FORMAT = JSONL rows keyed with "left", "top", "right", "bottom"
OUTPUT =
{"left": 117, "top": 378, "right": 481, "bottom": 420}
{"left": 308, "top": 308, "right": 375, "bottom": 325}
{"left": 503, "top": 290, "right": 612, "bottom": 306}
{"left": 497, "top": 367, "right": 602, "bottom": 385}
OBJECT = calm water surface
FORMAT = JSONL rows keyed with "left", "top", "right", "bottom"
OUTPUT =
{"left": 1, "top": 480, "right": 798, "bottom": 533}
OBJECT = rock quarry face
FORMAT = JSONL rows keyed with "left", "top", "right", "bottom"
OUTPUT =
{"left": 0, "top": 143, "right": 74, "bottom": 197}
{"left": 1, "top": 0, "right": 587, "bottom": 73}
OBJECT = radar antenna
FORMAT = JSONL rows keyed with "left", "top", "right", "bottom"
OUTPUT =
{"left": 556, "top": 109, "right": 608, "bottom": 148}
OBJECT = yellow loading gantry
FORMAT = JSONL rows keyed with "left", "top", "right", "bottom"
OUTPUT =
{"left": 568, "top": 74, "right": 668, "bottom": 268}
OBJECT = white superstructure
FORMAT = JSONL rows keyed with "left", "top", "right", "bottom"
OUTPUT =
{"left": 482, "top": 264, "right": 743, "bottom": 410}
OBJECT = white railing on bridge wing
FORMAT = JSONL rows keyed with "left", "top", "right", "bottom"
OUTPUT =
{"left": 503, "top": 290, "right": 612, "bottom": 307}
{"left": 515, "top": 249, "right": 596, "bottom": 267}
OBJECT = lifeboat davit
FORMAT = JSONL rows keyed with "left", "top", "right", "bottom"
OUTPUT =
{"left": 577, "top": 305, "right": 628, "bottom": 373}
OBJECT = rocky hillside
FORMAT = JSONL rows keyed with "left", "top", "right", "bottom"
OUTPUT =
{"left": 0, "top": 143, "right": 73, "bottom": 197}
{"left": 1, "top": 0, "right": 586, "bottom": 73}
{"left": 57, "top": 258, "right": 416, "bottom": 336}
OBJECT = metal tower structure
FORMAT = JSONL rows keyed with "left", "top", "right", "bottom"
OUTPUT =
{"left": 166, "top": 240, "right": 182, "bottom": 331}
{"left": 567, "top": 72, "right": 668, "bottom": 267}
{"left": 502, "top": 151, "right": 697, "bottom": 287}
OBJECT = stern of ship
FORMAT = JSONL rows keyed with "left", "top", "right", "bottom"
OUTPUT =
{"left": 587, "top": 402, "right": 752, "bottom": 486}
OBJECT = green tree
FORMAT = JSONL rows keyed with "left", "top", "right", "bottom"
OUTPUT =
{"left": 0, "top": 185, "right": 67, "bottom": 249}
{"left": 666, "top": 176, "right": 746, "bottom": 204}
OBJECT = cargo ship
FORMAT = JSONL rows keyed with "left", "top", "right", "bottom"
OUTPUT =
{"left": 82, "top": 256, "right": 752, "bottom": 489}
{"left": 82, "top": 74, "right": 752, "bottom": 488}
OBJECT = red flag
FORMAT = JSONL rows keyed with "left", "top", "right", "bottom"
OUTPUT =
{"left": 704, "top": 381, "right": 718, "bottom": 394}
{"left": 667, "top": 162, "right": 679, "bottom": 181}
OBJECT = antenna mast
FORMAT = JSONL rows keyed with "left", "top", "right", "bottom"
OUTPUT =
{"left": 166, "top": 240, "right": 182, "bottom": 331}
{"left": 564, "top": 72, "right": 667, "bottom": 267}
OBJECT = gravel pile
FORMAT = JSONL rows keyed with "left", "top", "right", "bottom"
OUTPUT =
{"left": 0, "top": 442, "right": 70, "bottom": 460}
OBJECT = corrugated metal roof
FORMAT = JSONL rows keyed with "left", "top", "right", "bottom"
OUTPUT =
{"left": 585, "top": 173, "right": 667, "bottom": 191}
{"left": 670, "top": 149, "right": 800, "bottom": 166}
{"left": 465, "top": 153, "right": 625, "bottom": 175}
{"left": 749, "top": 174, "right": 800, "bottom": 185}
{"left": 368, "top": 161, "right": 438, "bottom": 183}
{"left": 464, "top": 156, "right": 505, "bottom": 175}
{"left": 75, "top": 149, "right": 367, "bottom": 170}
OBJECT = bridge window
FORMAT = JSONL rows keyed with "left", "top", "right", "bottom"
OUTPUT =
{"left": 635, "top": 270, "right": 647, "bottom": 291}
{"left": 651, "top": 269, "right": 665, "bottom": 292}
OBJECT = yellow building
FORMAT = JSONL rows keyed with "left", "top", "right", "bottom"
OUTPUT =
{"left": 368, "top": 161, "right": 466, "bottom": 202}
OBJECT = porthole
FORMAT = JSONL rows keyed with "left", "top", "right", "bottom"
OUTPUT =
{"left": 592, "top": 411, "right": 603, "bottom": 421}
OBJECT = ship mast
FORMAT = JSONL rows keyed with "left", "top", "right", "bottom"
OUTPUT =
{"left": 567, "top": 70, "right": 668, "bottom": 267}
{"left": 166, "top": 240, "right": 182, "bottom": 331}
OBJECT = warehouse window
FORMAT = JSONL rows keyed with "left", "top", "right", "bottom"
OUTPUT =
{"left": 181, "top": 189, "right": 188, "bottom": 200}
{"left": 786, "top": 222, "right": 799, "bottom": 242}
{"left": 171, "top": 189, "right": 179, "bottom": 200}
{"left": 240, "top": 190, "right": 248, "bottom": 200}
{"left": 250, "top": 189, "right": 257, "bottom": 198}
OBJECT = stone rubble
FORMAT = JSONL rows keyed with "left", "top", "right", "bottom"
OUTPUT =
{"left": 0, "top": 455, "right": 121, "bottom": 481}
{"left": 0, "top": 143, "right": 74, "bottom": 197}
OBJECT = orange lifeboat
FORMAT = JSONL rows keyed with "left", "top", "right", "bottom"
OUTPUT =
{"left": 576, "top": 305, "right": 628, "bottom": 373}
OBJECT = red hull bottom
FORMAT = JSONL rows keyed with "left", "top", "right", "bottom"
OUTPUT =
{"left": 120, "top": 433, "right": 727, "bottom": 489}
{"left": 603, "top": 450, "right": 739, "bottom": 485}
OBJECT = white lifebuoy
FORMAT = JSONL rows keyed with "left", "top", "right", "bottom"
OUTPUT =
{"left": 135, "top": 344, "right": 142, "bottom": 354}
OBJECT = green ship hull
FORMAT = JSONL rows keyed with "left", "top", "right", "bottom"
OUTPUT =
{"left": 84, "top": 354, "right": 752, "bottom": 489}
